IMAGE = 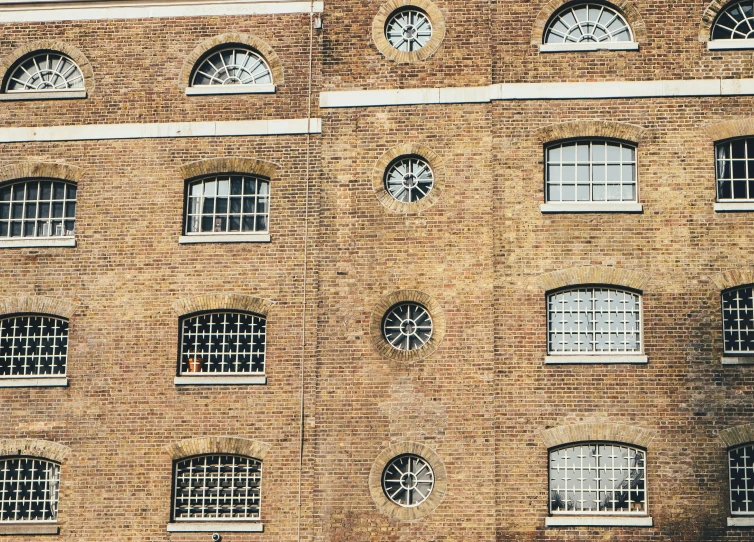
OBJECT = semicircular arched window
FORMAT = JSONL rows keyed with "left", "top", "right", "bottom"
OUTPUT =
{"left": 712, "top": 1, "right": 754, "bottom": 40}
{"left": 188, "top": 46, "right": 275, "bottom": 95}
{"left": 542, "top": 3, "right": 637, "bottom": 51}
{"left": 0, "top": 179, "right": 76, "bottom": 245}
{"left": 5, "top": 51, "right": 84, "bottom": 92}
{"left": 0, "top": 314, "right": 69, "bottom": 379}
{"left": 0, "top": 456, "right": 61, "bottom": 522}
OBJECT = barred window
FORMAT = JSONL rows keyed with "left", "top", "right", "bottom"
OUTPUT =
{"left": 5, "top": 52, "right": 84, "bottom": 92}
{"left": 0, "top": 457, "right": 60, "bottom": 522}
{"left": 382, "top": 302, "right": 433, "bottom": 351}
{"left": 712, "top": 1, "right": 754, "bottom": 39}
{"left": 173, "top": 454, "right": 261, "bottom": 521}
{"left": 179, "top": 311, "right": 265, "bottom": 376}
{"left": 382, "top": 454, "right": 434, "bottom": 507}
{"left": 722, "top": 285, "right": 754, "bottom": 354}
{"left": 191, "top": 47, "right": 272, "bottom": 87}
{"left": 544, "top": 3, "right": 633, "bottom": 44}
{"left": 548, "top": 287, "right": 641, "bottom": 354}
{"left": 550, "top": 443, "right": 646, "bottom": 514}
{"left": 0, "top": 180, "right": 76, "bottom": 239}
{"left": 0, "top": 315, "right": 68, "bottom": 377}
{"left": 385, "top": 8, "right": 433, "bottom": 52}
{"left": 546, "top": 140, "right": 636, "bottom": 203}
{"left": 716, "top": 138, "right": 754, "bottom": 201}
{"left": 730, "top": 443, "right": 754, "bottom": 515}
{"left": 185, "top": 175, "right": 269, "bottom": 235}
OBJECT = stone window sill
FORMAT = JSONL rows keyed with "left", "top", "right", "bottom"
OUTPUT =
{"left": 167, "top": 522, "right": 263, "bottom": 532}
{"left": 539, "top": 42, "right": 639, "bottom": 53}
{"left": 722, "top": 356, "right": 754, "bottom": 365}
{"left": 545, "top": 355, "right": 648, "bottom": 364}
{"left": 708, "top": 40, "right": 754, "bottom": 50}
{"left": 186, "top": 84, "right": 275, "bottom": 96}
{"left": 0, "top": 90, "right": 86, "bottom": 101}
{"left": 715, "top": 202, "right": 754, "bottom": 212}
{"left": 0, "top": 377, "right": 67, "bottom": 388}
{"left": 541, "top": 202, "right": 643, "bottom": 213}
{"left": 0, "top": 522, "right": 59, "bottom": 535}
{"left": 179, "top": 233, "right": 270, "bottom": 244}
{"left": 174, "top": 375, "right": 266, "bottom": 385}
{"left": 546, "top": 516, "right": 652, "bottom": 527}
{"left": 729, "top": 517, "right": 754, "bottom": 526}
{"left": 0, "top": 237, "right": 75, "bottom": 248}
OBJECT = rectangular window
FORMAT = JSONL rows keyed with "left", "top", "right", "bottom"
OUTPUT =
{"left": 722, "top": 286, "right": 754, "bottom": 354}
{"left": 717, "top": 138, "right": 754, "bottom": 202}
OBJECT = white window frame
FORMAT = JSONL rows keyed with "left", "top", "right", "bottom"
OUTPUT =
{"left": 710, "top": 0, "right": 754, "bottom": 50}
{"left": 0, "top": 457, "right": 61, "bottom": 527}
{"left": 187, "top": 46, "right": 275, "bottom": 96}
{"left": 0, "top": 314, "right": 69, "bottom": 387}
{"left": 714, "top": 138, "right": 754, "bottom": 212}
{"left": 541, "top": 2, "right": 638, "bottom": 53}
{"left": 3, "top": 51, "right": 86, "bottom": 101}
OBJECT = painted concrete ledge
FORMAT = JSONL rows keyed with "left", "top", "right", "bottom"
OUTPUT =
{"left": 722, "top": 356, "right": 754, "bottom": 365}
{"left": 546, "top": 516, "right": 653, "bottom": 527}
{"left": 167, "top": 522, "right": 263, "bottom": 532}
{"left": 715, "top": 202, "right": 754, "bottom": 212}
{"left": 541, "top": 202, "right": 643, "bottom": 213}
{"left": 0, "top": 118, "right": 321, "bottom": 143}
{"left": 540, "top": 42, "right": 639, "bottom": 53}
{"left": 320, "top": 78, "right": 754, "bottom": 108}
{"left": 709, "top": 40, "right": 754, "bottom": 50}
{"left": 178, "top": 234, "right": 271, "bottom": 244}
{"left": 174, "top": 375, "right": 267, "bottom": 385}
{"left": 0, "top": 90, "right": 86, "bottom": 101}
{"left": 545, "top": 355, "right": 648, "bottom": 364}
{"left": 186, "top": 84, "right": 275, "bottom": 96}
{"left": 0, "top": 522, "right": 59, "bottom": 535}
{"left": 0, "top": 237, "right": 75, "bottom": 248}
{"left": 729, "top": 517, "right": 754, "bottom": 526}
{"left": 0, "top": 377, "right": 68, "bottom": 387}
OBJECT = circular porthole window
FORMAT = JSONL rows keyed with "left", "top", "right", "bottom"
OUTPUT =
{"left": 382, "top": 454, "right": 434, "bottom": 507}
{"left": 385, "top": 8, "right": 433, "bottom": 52}
{"left": 384, "top": 156, "right": 434, "bottom": 203}
{"left": 382, "top": 302, "right": 433, "bottom": 351}
{"left": 373, "top": 144, "right": 444, "bottom": 213}
{"left": 372, "top": 0, "right": 446, "bottom": 62}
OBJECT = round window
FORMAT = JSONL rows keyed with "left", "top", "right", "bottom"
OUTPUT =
{"left": 382, "top": 454, "right": 434, "bottom": 507}
{"left": 384, "top": 156, "right": 434, "bottom": 203}
{"left": 382, "top": 302, "right": 433, "bottom": 351}
{"left": 385, "top": 8, "right": 433, "bottom": 52}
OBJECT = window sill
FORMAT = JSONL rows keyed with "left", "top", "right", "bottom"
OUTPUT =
{"left": 167, "top": 522, "right": 263, "bottom": 532}
{"left": 0, "top": 522, "right": 59, "bottom": 535}
{"left": 0, "top": 237, "right": 75, "bottom": 248}
{"left": 186, "top": 84, "right": 275, "bottom": 96}
{"left": 0, "top": 377, "right": 67, "bottom": 388}
{"left": 708, "top": 40, "right": 754, "bottom": 50}
{"left": 722, "top": 356, "right": 754, "bottom": 365}
{"left": 545, "top": 355, "right": 648, "bottom": 364}
{"left": 174, "top": 375, "right": 266, "bottom": 385}
{"left": 546, "top": 516, "right": 653, "bottom": 527}
{"left": 728, "top": 517, "right": 754, "bottom": 526}
{"left": 179, "top": 234, "right": 270, "bottom": 244}
{"left": 714, "top": 202, "right": 754, "bottom": 212}
{"left": 0, "top": 90, "right": 86, "bottom": 101}
{"left": 539, "top": 42, "right": 639, "bottom": 53}
{"left": 541, "top": 202, "right": 643, "bottom": 213}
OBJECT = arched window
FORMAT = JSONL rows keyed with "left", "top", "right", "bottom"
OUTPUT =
{"left": 550, "top": 442, "right": 646, "bottom": 514}
{"left": 729, "top": 442, "right": 754, "bottom": 515}
{"left": 0, "top": 456, "right": 60, "bottom": 522}
{"left": 0, "top": 179, "right": 76, "bottom": 239}
{"left": 189, "top": 46, "right": 273, "bottom": 94}
{"left": 722, "top": 285, "right": 754, "bottom": 354}
{"left": 5, "top": 52, "right": 84, "bottom": 92}
{"left": 0, "top": 314, "right": 68, "bottom": 378}
{"left": 712, "top": 1, "right": 754, "bottom": 40}
{"left": 544, "top": 3, "right": 632, "bottom": 43}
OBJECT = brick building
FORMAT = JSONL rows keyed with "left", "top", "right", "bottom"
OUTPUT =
{"left": 0, "top": 0, "right": 754, "bottom": 539}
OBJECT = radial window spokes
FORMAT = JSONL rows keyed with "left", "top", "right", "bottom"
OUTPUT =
{"left": 384, "top": 156, "right": 434, "bottom": 203}
{"left": 185, "top": 174, "right": 269, "bottom": 235}
{"left": 6, "top": 52, "right": 84, "bottom": 92}
{"left": 713, "top": 1, "right": 754, "bottom": 39}
{"left": 729, "top": 443, "right": 754, "bottom": 514}
{"left": 0, "top": 457, "right": 60, "bottom": 522}
{"left": 382, "top": 302, "right": 433, "bottom": 351}
{"left": 716, "top": 138, "right": 754, "bottom": 201}
{"left": 0, "top": 180, "right": 76, "bottom": 239}
{"left": 191, "top": 48, "right": 272, "bottom": 86}
{"left": 0, "top": 315, "right": 68, "bottom": 377}
{"left": 385, "top": 8, "right": 433, "bottom": 52}
{"left": 382, "top": 454, "right": 434, "bottom": 507}
{"left": 544, "top": 3, "right": 632, "bottom": 43}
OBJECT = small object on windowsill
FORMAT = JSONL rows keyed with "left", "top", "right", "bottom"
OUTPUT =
{"left": 186, "top": 357, "right": 204, "bottom": 373}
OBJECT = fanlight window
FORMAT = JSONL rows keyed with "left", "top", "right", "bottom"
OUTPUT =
{"left": 0, "top": 179, "right": 76, "bottom": 239}
{"left": 729, "top": 443, "right": 754, "bottom": 515}
{"left": 546, "top": 140, "right": 637, "bottom": 203}
{"left": 0, "top": 457, "right": 60, "bottom": 522}
{"left": 544, "top": 3, "right": 632, "bottom": 44}
{"left": 550, "top": 443, "right": 646, "bottom": 514}
{"left": 179, "top": 311, "right": 266, "bottom": 376}
{"left": 0, "top": 314, "right": 68, "bottom": 377}
{"left": 185, "top": 174, "right": 269, "bottom": 235}
{"left": 548, "top": 287, "right": 642, "bottom": 354}
{"left": 385, "top": 8, "right": 433, "bottom": 52}
{"left": 722, "top": 285, "right": 754, "bottom": 354}
{"left": 716, "top": 138, "right": 754, "bottom": 201}
{"left": 191, "top": 47, "right": 272, "bottom": 87}
{"left": 712, "top": 1, "right": 754, "bottom": 39}
{"left": 173, "top": 454, "right": 261, "bottom": 521}
{"left": 6, "top": 52, "right": 84, "bottom": 92}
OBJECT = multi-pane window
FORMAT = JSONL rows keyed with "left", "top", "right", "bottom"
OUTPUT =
{"left": 716, "top": 138, "right": 754, "bottom": 201}
{"left": 730, "top": 443, "right": 754, "bottom": 515}
{"left": 722, "top": 286, "right": 754, "bottom": 354}
{"left": 185, "top": 175, "right": 269, "bottom": 235}
{"left": 5, "top": 52, "right": 84, "bottom": 92}
{"left": 179, "top": 311, "right": 266, "bottom": 375}
{"left": 0, "top": 457, "right": 60, "bottom": 522}
{"left": 548, "top": 287, "right": 642, "bottom": 354}
{"left": 712, "top": 1, "right": 754, "bottom": 40}
{"left": 173, "top": 454, "right": 261, "bottom": 521}
{"left": 0, "top": 180, "right": 76, "bottom": 239}
{"left": 384, "top": 156, "right": 434, "bottom": 203}
{"left": 382, "top": 454, "right": 434, "bottom": 508}
{"left": 546, "top": 140, "right": 637, "bottom": 203}
{"left": 550, "top": 443, "right": 646, "bottom": 514}
{"left": 382, "top": 302, "right": 433, "bottom": 351}
{"left": 385, "top": 8, "right": 433, "bottom": 52}
{"left": 544, "top": 3, "right": 633, "bottom": 44}
{"left": 0, "top": 315, "right": 68, "bottom": 377}
{"left": 191, "top": 47, "right": 272, "bottom": 87}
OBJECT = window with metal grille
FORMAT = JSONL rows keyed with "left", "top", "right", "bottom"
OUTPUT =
{"left": 5, "top": 52, "right": 84, "bottom": 92}
{"left": 546, "top": 140, "right": 637, "bottom": 203}
{"left": 730, "top": 443, "right": 754, "bottom": 515}
{"left": 722, "top": 285, "right": 754, "bottom": 354}
{"left": 548, "top": 287, "right": 641, "bottom": 354}
{"left": 550, "top": 443, "right": 646, "bottom": 514}
{"left": 173, "top": 454, "right": 261, "bottom": 521}
{"left": 0, "top": 457, "right": 60, "bottom": 522}
{"left": 716, "top": 138, "right": 754, "bottom": 201}
{"left": 185, "top": 175, "right": 269, "bottom": 235}
{"left": 191, "top": 47, "right": 272, "bottom": 87}
{"left": 0, "top": 315, "right": 68, "bottom": 377}
{"left": 179, "top": 311, "right": 265, "bottom": 376}
{"left": 713, "top": 1, "right": 754, "bottom": 40}
{"left": 544, "top": 3, "right": 632, "bottom": 44}
{"left": 0, "top": 180, "right": 76, "bottom": 239}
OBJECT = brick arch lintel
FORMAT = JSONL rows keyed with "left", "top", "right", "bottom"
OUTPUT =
{"left": 530, "top": 0, "right": 646, "bottom": 45}
{"left": 164, "top": 436, "right": 271, "bottom": 460}
{"left": 0, "top": 40, "right": 94, "bottom": 92}
{"left": 540, "top": 422, "right": 655, "bottom": 450}
{"left": 720, "top": 424, "right": 754, "bottom": 448}
{"left": 179, "top": 158, "right": 279, "bottom": 181}
{"left": 699, "top": 0, "right": 732, "bottom": 41}
{"left": 0, "top": 162, "right": 83, "bottom": 185}
{"left": 710, "top": 269, "right": 754, "bottom": 290}
{"left": 704, "top": 118, "right": 754, "bottom": 142}
{"left": 0, "top": 296, "right": 78, "bottom": 319}
{"left": 0, "top": 438, "right": 71, "bottom": 463}
{"left": 171, "top": 294, "right": 274, "bottom": 317}
{"left": 177, "top": 32, "right": 284, "bottom": 90}
{"left": 535, "top": 266, "right": 650, "bottom": 292}
{"left": 537, "top": 120, "right": 647, "bottom": 144}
